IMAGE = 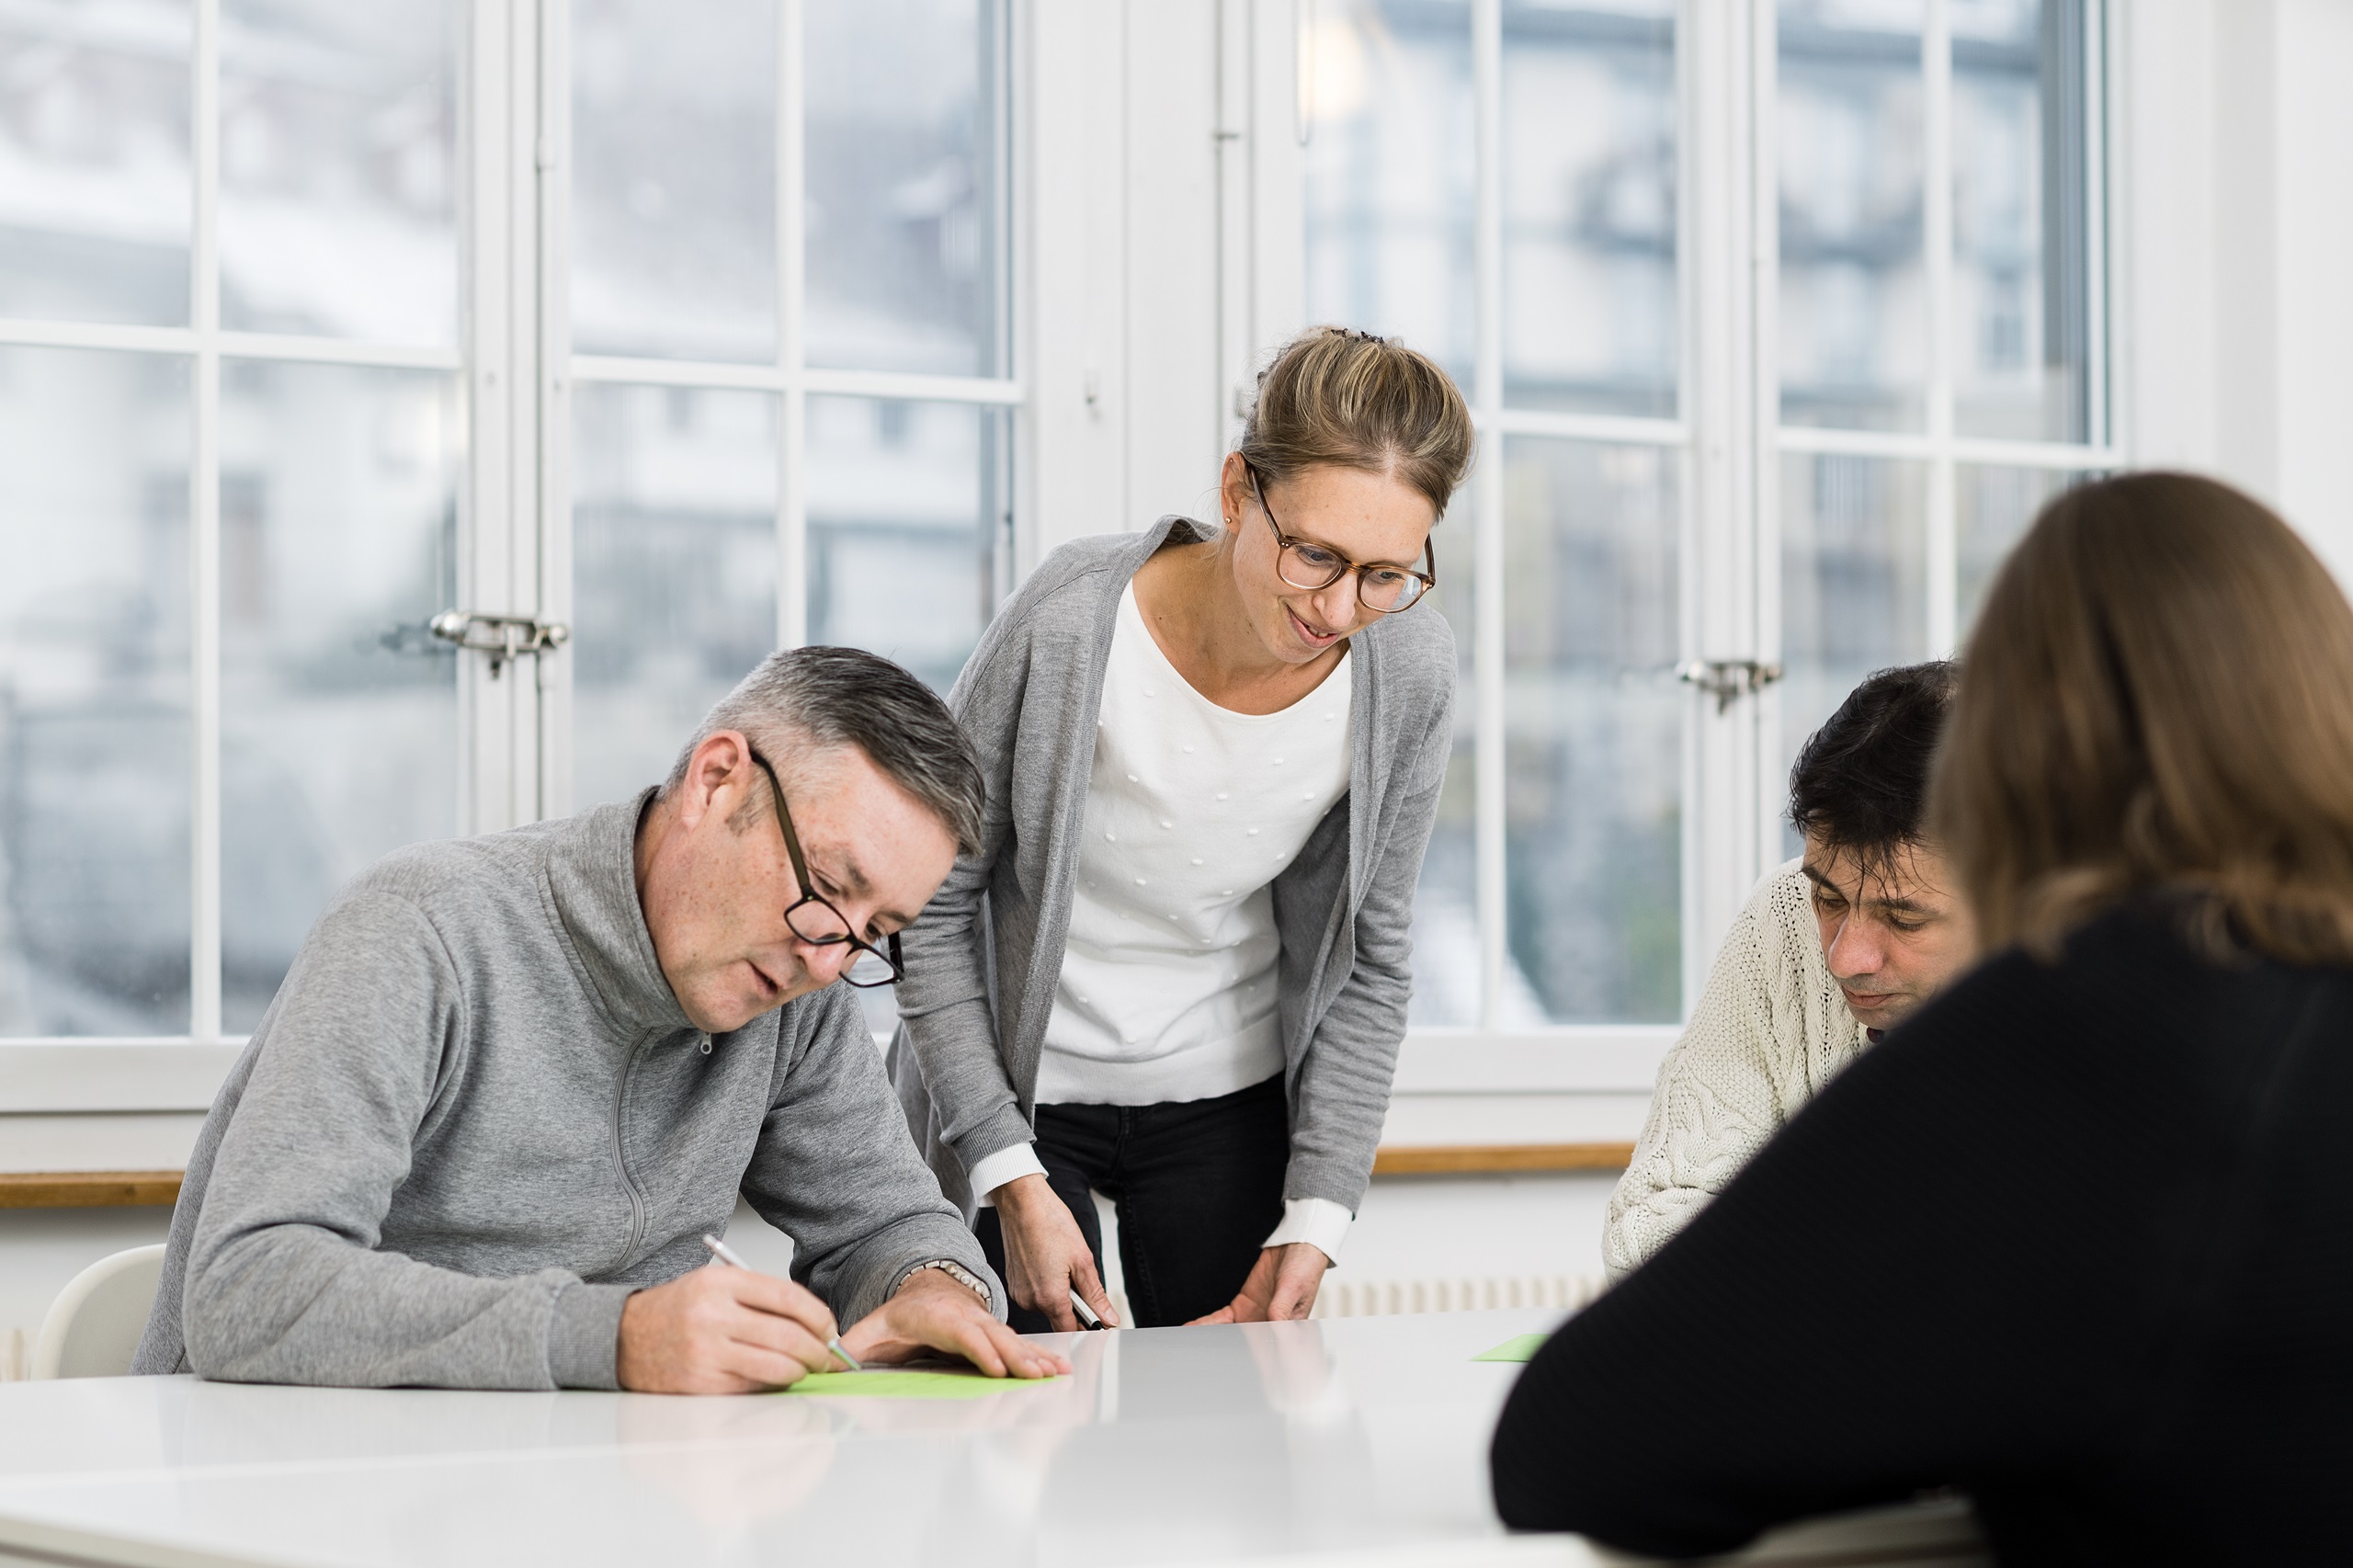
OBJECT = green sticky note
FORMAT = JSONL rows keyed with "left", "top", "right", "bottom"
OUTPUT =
{"left": 1472, "top": 1334, "right": 1550, "bottom": 1364}
{"left": 779, "top": 1369, "right": 1066, "bottom": 1400}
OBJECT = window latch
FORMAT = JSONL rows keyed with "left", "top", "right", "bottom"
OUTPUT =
{"left": 428, "top": 610, "right": 570, "bottom": 678}
{"left": 1676, "top": 658, "right": 1783, "bottom": 714}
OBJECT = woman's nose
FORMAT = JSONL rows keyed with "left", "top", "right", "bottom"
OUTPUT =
{"left": 1313, "top": 574, "right": 1364, "bottom": 626}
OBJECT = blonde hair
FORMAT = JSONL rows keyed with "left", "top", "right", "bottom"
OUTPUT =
{"left": 1931, "top": 472, "right": 2353, "bottom": 965}
{"left": 1236, "top": 326, "right": 1474, "bottom": 518}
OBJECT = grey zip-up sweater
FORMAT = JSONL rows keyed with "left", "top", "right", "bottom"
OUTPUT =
{"left": 888, "top": 517, "right": 1455, "bottom": 1215}
{"left": 132, "top": 792, "right": 998, "bottom": 1390}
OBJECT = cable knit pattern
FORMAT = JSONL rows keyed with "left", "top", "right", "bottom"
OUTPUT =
{"left": 1602, "top": 861, "right": 1870, "bottom": 1278}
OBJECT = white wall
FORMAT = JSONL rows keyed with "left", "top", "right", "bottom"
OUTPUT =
{"left": 0, "top": 1209, "right": 172, "bottom": 1373}
{"left": 2124, "top": 0, "right": 2353, "bottom": 574}
{"left": 1020, "top": 0, "right": 1305, "bottom": 559}
{"left": 1348, "top": 1173, "right": 1614, "bottom": 1284}
{"left": 0, "top": 1111, "right": 1619, "bottom": 1356}
{"left": 729, "top": 1171, "right": 1616, "bottom": 1300}
{"left": 1023, "top": 0, "right": 1228, "bottom": 556}
{"left": 0, "top": 1172, "right": 1613, "bottom": 1368}
{"left": 0, "top": 1109, "right": 201, "bottom": 1365}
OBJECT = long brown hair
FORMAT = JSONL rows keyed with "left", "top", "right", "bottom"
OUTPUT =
{"left": 1932, "top": 472, "right": 2353, "bottom": 965}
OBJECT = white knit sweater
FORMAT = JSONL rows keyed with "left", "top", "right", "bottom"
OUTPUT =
{"left": 1602, "top": 860, "right": 1873, "bottom": 1279}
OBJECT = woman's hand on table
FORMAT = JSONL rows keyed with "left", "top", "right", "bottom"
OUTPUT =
{"left": 1188, "top": 1243, "right": 1330, "bottom": 1324}
{"left": 992, "top": 1173, "right": 1121, "bottom": 1331}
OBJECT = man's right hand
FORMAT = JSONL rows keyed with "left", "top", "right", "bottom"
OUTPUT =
{"left": 992, "top": 1173, "right": 1120, "bottom": 1332}
{"left": 616, "top": 1264, "right": 846, "bottom": 1394}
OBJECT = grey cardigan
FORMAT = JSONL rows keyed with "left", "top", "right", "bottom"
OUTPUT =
{"left": 888, "top": 516, "right": 1455, "bottom": 1216}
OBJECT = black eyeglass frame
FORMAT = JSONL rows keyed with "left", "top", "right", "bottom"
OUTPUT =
{"left": 1245, "top": 460, "right": 1438, "bottom": 613}
{"left": 744, "top": 744, "right": 905, "bottom": 989}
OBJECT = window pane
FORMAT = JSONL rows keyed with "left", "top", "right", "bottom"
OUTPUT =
{"left": 218, "top": 362, "right": 461, "bottom": 1031}
{"left": 572, "top": 0, "right": 778, "bottom": 362}
{"left": 1778, "top": 451, "right": 1927, "bottom": 854}
{"left": 805, "top": 0, "right": 1003, "bottom": 376}
{"left": 219, "top": 2, "right": 457, "bottom": 344}
{"left": 0, "top": 1, "right": 192, "bottom": 326}
{"left": 1505, "top": 439, "right": 1680, "bottom": 1023}
{"left": 1957, "top": 462, "right": 2079, "bottom": 634}
{"left": 0, "top": 347, "right": 190, "bottom": 1036}
{"left": 1501, "top": 1, "right": 1677, "bottom": 417}
{"left": 1405, "top": 532, "right": 1481, "bottom": 1027}
{"left": 571, "top": 383, "right": 779, "bottom": 811}
{"left": 1304, "top": 0, "right": 1474, "bottom": 388}
{"left": 1952, "top": 0, "right": 2093, "bottom": 442}
{"left": 1777, "top": 0, "right": 1927, "bottom": 432}
{"left": 806, "top": 396, "right": 1003, "bottom": 694}
{"left": 806, "top": 395, "right": 1001, "bottom": 1039}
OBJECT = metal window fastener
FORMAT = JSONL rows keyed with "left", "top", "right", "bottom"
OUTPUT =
{"left": 428, "top": 611, "right": 570, "bottom": 678}
{"left": 1676, "top": 659, "right": 1784, "bottom": 714}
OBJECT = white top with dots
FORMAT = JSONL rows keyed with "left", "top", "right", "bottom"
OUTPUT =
{"left": 1031, "top": 581, "right": 1354, "bottom": 1108}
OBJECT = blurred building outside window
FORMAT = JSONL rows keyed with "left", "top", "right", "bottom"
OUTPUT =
{"left": 1302, "top": 0, "right": 2115, "bottom": 1039}
{"left": 0, "top": 0, "right": 2109, "bottom": 1060}
{"left": 0, "top": 0, "right": 1009, "bottom": 1049}
{"left": 0, "top": 0, "right": 463, "bottom": 1040}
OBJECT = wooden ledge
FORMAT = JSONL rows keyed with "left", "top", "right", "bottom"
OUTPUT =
{"left": 0, "top": 1171, "right": 186, "bottom": 1210}
{"left": 1371, "top": 1142, "right": 1633, "bottom": 1176}
{"left": 0, "top": 1145, "right": 1635, "bottom": 1208}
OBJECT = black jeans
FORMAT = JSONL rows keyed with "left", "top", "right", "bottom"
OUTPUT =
{"left": 975, "top": 1074, "right": 1289, "bottom": 1330}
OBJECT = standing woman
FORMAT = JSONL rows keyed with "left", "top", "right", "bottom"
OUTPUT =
{"left": 890, "top": 328, "right": 1472, "bottom": 1330}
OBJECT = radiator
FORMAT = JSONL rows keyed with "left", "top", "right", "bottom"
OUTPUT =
{"left": 1311, "top": 1274, "right": 1604, "bottom": 1319}
{"left": 1086, "top": 1198, "right": 1606, "bottom": 1324}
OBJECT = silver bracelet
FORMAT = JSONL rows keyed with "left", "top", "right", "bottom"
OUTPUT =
{"left": 899, "top": 1257, "right": 993, "bottom": 1309}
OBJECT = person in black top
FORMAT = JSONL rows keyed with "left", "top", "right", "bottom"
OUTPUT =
{"left": 1491, "top": 472, "right": 2353, "bottom": 1564}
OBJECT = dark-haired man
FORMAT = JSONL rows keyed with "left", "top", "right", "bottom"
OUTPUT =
{"left": 134, "top": 647, "right": 1066, "bottom": 1392}
{"left": 1604, "top": 662, "right": 1972, "bottom": 1278}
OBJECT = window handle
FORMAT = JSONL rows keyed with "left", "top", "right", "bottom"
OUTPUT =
{"left": 428, "top": 610, "right": 570, "bottom": 678}
{"left": 1676, "top": 659, "right": 1783, "bottom": 715}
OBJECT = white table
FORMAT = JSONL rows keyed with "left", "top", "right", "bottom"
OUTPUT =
{"left": 0, "top": 1310, "right": 1984, "bottom": 1568}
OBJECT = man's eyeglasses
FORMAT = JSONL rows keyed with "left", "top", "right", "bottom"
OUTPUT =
{"left": 1246, "top": 460, "right": 1437, "bottom": 614}
{"left": 745, "top": 745, "right": 904, "bottom": 989}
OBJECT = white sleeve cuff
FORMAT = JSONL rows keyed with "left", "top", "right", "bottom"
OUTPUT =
{"left": 966, "top": 1142, "right": 1048, "bottom": 1208}
{"left": 1264, "top": 1197, "right": 1353, "bottom": 1266}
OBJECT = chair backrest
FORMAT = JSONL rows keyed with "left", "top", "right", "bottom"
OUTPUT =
{"left": 32, "top": 1244, "right": 167, "bottom": 1380}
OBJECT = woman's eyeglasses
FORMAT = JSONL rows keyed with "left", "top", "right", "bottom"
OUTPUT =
{"left": 1246, "top": 460, "right": 1436, "bottom": 614}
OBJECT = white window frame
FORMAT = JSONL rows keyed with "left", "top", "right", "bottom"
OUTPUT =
{"left": 0, "top": 0, "right": 2131, "bottom": 1134}
{"left": 0, "top": 0, "right": 1030, "bottom": 1119}
{"left": 1757, "top": 0, "right": 2125, "bottom": 857}
{"left": 0, "top": 0, "right": 472, "bottom": 1089}
{"left": 1353, "top": 0, "right": 2124, "bottom": 1108}
{"left": 1392, "top": 0, "right": 1698, "bottom": 1098}
{"left": 532, "top": 0, "right": 1026, "bottom": 823}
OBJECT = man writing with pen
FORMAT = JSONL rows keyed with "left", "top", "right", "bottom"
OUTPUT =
{"left": 133, "top": 648, "right": 1067, "bottom": 1393}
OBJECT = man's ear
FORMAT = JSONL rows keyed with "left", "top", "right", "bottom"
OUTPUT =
{"left": 675, "top": 731, "right": 753, "bottom": 833}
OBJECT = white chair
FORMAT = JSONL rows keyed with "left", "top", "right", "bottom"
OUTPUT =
{"left": 31, "top": 1244, "right": 167, "bottom": 1380}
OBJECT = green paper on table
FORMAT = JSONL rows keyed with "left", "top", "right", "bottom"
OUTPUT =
{"left": 780, "top": 1369, "right": 1066, "bottom": 1400}
{"left": 1472, "top": 1334, "right": 1550, "bottom": 1364}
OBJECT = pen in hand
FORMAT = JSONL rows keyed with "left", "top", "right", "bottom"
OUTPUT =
{"left": 700, "top": 1233, "right": 861, "bottom": 1370}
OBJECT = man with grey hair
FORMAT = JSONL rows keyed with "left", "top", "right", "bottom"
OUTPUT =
{"left": 134, "top": 646, "right": 1064, "bottom": 1393}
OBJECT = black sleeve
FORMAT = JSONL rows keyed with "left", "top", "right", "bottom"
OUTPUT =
{"left": 1490, "top": 944, "right": 2176, "bottom": 1557}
